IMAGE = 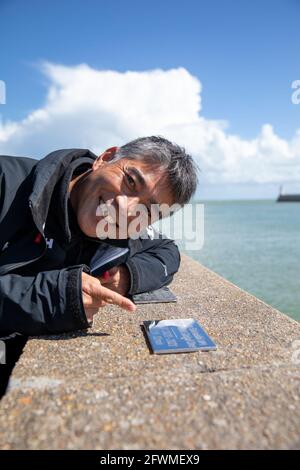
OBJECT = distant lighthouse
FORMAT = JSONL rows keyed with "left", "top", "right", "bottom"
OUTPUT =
{"left": 277, "top": 185, "right": 300, "bottom": 202}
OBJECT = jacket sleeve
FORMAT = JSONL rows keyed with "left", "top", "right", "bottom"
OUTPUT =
{"left": 0, "top": 264, "right": 90, "bottom": 336}
{"left": 125, "top": 232, "right": 181, "bottom": 295}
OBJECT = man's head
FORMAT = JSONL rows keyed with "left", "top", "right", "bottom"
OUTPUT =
{"left": 69, "top": 136, "right": 198, "bottom": 239}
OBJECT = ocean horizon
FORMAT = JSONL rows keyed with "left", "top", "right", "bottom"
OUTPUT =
{"left": 178, "top": 199, "right": 300, "bottom": 322}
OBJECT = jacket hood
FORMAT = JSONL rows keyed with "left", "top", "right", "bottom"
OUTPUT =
{"left": 28, "top": 148, "right": 129, "bottom": 248}
{"left": 29, "top": 148, "right": 97, "bottom": 236}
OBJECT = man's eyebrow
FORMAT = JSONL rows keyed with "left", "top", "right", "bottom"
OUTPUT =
{"left": 127, "top": 167, "right": 146, "bottom": 187}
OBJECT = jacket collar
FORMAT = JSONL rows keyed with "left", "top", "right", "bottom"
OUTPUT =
{"left": 45, "top": 159, "right": 94, "bottom": 244}
{"left": 28, "top": 148, "right": 97, "bottom": 237}
{"left": 28, "top": 148, "right": 129, "bottom": 248}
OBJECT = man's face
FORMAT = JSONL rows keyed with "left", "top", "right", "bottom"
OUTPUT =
{"left": 69, "top": 147, "right": 175, "bottom": 239}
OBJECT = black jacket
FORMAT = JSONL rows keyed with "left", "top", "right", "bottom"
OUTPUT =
{"left": 0, "top": 149, "right": 180, "bottom": 335}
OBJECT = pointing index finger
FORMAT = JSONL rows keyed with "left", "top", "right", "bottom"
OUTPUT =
{"left": 100, "top": 284, "right": 136, "bottom": 312}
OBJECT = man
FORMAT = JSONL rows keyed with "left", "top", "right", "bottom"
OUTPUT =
{"left": 0, "top": 136, "right": 198, "bottom": 335}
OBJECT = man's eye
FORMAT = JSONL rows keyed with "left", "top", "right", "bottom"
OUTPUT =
{"left": 126, "top": 173, "right": 135, "bottom": 188}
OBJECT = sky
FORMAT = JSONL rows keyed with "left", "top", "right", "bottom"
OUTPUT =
{"left": 0, "top": 0, "right": 299, "bottom": 199}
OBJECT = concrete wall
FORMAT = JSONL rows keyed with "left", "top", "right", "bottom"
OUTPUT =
{"left": 0, "top": 255, "right": 300, "bottom": 449}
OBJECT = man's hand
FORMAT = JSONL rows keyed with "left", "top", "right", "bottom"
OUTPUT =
{"left": 97, "top": 264, "right": 131, "bottom": 296}
{"left": 81, "top": 271, "right": 136, "bottom": 322}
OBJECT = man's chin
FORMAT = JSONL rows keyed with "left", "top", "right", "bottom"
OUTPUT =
{"left": 77, "top": 218, "right": 97, "bottom": 239}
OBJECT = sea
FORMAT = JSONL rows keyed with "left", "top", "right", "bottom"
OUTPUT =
{"left": 177, "top": 200, "right": 300, "bottom": 322}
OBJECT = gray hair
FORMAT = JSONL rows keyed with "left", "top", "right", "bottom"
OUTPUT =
{"left": 111, "top": 136, "right": 199, "bottom": 206}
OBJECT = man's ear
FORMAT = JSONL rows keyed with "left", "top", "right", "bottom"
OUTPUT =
{"left": 92, "top": 146, "right": 119, "bottom": 170}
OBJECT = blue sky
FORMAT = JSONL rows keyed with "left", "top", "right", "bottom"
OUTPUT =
{"left": 0, "top": 0, "right": 299, "bottom": 199}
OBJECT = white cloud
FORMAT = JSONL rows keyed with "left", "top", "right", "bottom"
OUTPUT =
{"left": 0, "top": 62, "right": 299, "bottom": 187}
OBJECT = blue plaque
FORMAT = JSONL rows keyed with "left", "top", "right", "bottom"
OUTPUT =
{"left": 143, "top": 318, "right": 217, "bottom": 354}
